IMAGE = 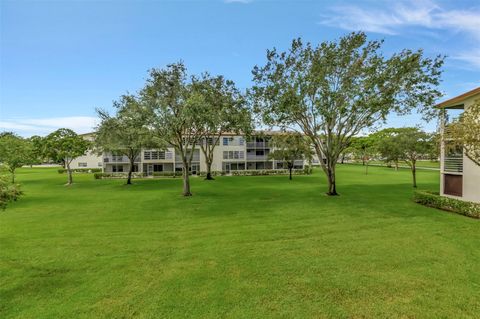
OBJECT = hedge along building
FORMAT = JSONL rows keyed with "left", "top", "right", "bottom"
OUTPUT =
{"left": 437, "top": 87, "right": 480, "bottom": 203}
{"left": 70, "top": 131, "right": 318, "bottom": 175}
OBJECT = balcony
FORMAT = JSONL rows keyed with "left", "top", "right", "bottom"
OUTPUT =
{"left": 246, "top": 154, "right": 269, "bottom": 161}
{"left": 246, "top": 142, "right": 270, "bottom": 148}
{"left": 104, "top": 156, "right": 140, "bottom": 163}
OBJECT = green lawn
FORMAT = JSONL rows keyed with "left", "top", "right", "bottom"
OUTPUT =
{"left": 352, "top": 160, "right": 440, "bottom": 169}
{"left": 1, "top": 166, "right": 479, "bottom": 318}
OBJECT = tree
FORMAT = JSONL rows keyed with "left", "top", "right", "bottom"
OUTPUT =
{"left": 372, "top": 128, "right": 404, "bottom": 170}
{"left": 394, "top": 128, "right": 435, "bottom": 188}
{"left": 43, "top": 128, "right": 90, "bottom": 185}
{"left": 251, "top": 32, "right": 443, "bottom": 195}
{"left": 27, "top": 135, "right": 46, "bottom": 166}
{"left": 192, "top": 73, "right": 253, "bottom": 180}
{"left": 447, "top": 99, "right": 480, "bottom": 166}
{"left": 96, "top": 94, "right": 163, "bottom": 185}
{"left": 269, "top": 132, "right": 312, "bottom": 180}
{"left": 141, "top": 62, "right": 202, "bottom": 196}
{"left": 0, "top": 165, "right": 22, "bottom": 210}
{"left": 0, "top": 132, "right": 31, "bottom": 183}
{"left": 349, "top": 136, "right": 377, "bottom": 174}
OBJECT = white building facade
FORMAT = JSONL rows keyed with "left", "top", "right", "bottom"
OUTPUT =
{"left": 71, "top": 133, "right": 312, "bottom": 175}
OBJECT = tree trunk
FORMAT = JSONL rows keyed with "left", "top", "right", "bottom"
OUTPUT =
{"left": 66, "top": 163, "right": 73, "bottom": 185}
{"left": 326, "top": 163, "right": 338, "bottom": 196}
{"left": 412, "top": 164, "right": 417, "bottom": 188}
{"left": 205, "top": 161, "right": 214, "bottom": 180}
{"left": 127, "top": 160, "right": 134, "bottom": 185}
{"left": 182, "top": 161, "right": 192, "bottom": 196}
{"left": 288, "top": 165, "right": 293, "bottom": 180}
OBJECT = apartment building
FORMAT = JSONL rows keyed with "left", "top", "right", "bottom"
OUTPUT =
{"left": 437, "top": 87, "right": 480, "bottom": 203}
{"left": 71, "top": 132, "right": 308, "bottom": 175}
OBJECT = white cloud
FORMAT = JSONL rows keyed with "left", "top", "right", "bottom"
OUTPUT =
{"left": 319, "top": 0, "right": 480, "bottom": 68}
{"left": 452, "top": 48, "right": 480, "bottom": 69}
{"left": 0, "top": 116, "right": 98, "bottom": 137}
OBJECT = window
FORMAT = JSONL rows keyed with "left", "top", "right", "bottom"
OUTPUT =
{"left": 112, "top": 165, "right": 124, "bottom": 172}
{"left": 78, "top": 162, "right": 87, "bottom": 167}
{"left": 223, "top": 137, "right": 229, "bottom": 145}
{"left": 239, "top": 138, "right": 245, "bottom": 146}
{"left": 144, "top": 151, "right": 151, "bottom": 160}
{"left": 223, "top": 151, "right": 228, "bottom": 159}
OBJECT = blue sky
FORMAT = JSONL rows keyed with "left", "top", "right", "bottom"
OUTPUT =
{"left": 1, "top": 0, "right": 479, "bottom": 136}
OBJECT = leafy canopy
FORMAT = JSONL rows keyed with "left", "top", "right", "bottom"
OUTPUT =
{"left": 43, "top": 128, "right": 90, "bottom": 166}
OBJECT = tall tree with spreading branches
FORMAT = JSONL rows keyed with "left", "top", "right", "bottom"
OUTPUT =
{"left": 251, "top": 32, "right": 443, "bottom": 195}
{"left": 141, "top": 62, "right": 202, "bottom": 196}
{"left": 43, "top": 128, "right": 90, "bottom": 185}
{"left": 192, "top": 73, "right": 253, "bottom": 180}
{"left": 96, "top": 94, "right": 163, "bottom": 185}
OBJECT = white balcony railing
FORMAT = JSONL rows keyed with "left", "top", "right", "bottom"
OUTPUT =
{"left": 444, "top": 156, "right": 463, "bottom": 173}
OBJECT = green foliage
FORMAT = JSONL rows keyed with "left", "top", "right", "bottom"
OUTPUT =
{"left": 94, "top": 172, "right": 145, "bottom": 179}
{"left": 413, "top": 190, "right": 480, "bottom": 219}
{"left": 141, "top": 62, "right": 204, "bottom": 195}
{"left": 230, "top": 169, "right": 306, "bottom": 176}
{"left": 0, "top": 132, "right": 33, "bottom": 182}
{"left": 198, "top": 171, "right": 225, "bottom": 177}
{"left": 269, "top": 132, "right": 312, "bottom": 180}
{"left": 96, "top": 94, "right": 164, "bottom": 185}
{"left": 151, "top": 172, "right": 177, "bottom": 177}
{"left": 43, "top": 128, "right": 90, "bottom": 185}
{"left": 251, "top": 32, "right": 444, "bottom": 195}
{"left": 191, "top": 73, "right": 253, "bottom": 180}
{"left": 0, "top": 165, "right": 22, "bottom": 210}
{"left": 446, "top": 99, "right": 480, "bottom": 165}
{"left": 58, "top": 168, "right": 102, "bottom": 174}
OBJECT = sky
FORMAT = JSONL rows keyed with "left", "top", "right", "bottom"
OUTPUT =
{"left": 1, "top": 0, "right": 479, "bottom": 137}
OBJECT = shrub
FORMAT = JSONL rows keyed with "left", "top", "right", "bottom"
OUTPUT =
{"left": 152, "top": 172, "right": 177, "bottom": 177}
{"left": 0, "top": 172, "right": 22, "bottom": 210}
{"left": 229, "top": 169, "right": 306, "bottom": 176}
{"left": 58, "top": 168, "right": 102, "bottom": 174}
{"left": 413, "top": 190, "right": 480, "bottom": 219}
{"left": 93, "top": 172, "right": 144, "bottom": 179}
{"left": 198, "top": 171, "right": 225, "bottom": 177}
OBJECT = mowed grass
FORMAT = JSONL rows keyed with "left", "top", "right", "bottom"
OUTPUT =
{"left": 351, "top": 160, "right": 440, "bottom": 169}
{"left": 0, "top": 166, "right": 479, "bottom": 319}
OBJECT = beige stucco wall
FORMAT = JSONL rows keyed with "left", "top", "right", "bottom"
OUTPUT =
{"left": 69, "top": 150, "right": 103, "bottom": 169}
{"left": 461, "top": 96, "right": 480, "bottom": 203}
{"left": 440, "top": 93, "right": 480, "bottom": 203}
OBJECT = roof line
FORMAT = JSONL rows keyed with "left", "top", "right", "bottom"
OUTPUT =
{"left": 435, "top": 87, "right": 480, "bottom": 109}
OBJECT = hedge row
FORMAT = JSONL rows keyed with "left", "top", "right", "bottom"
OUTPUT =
{"left": 58, "top": 168, "right": 102, "bottom": 174}
{"left": 413, "top": 190, "right": 480, "bottom": 219}
{"left": 94, "top": 172, "right": 144, "bottom": 179}
{"left": 229, "top": 169, "right": 308, "bottom": 176}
